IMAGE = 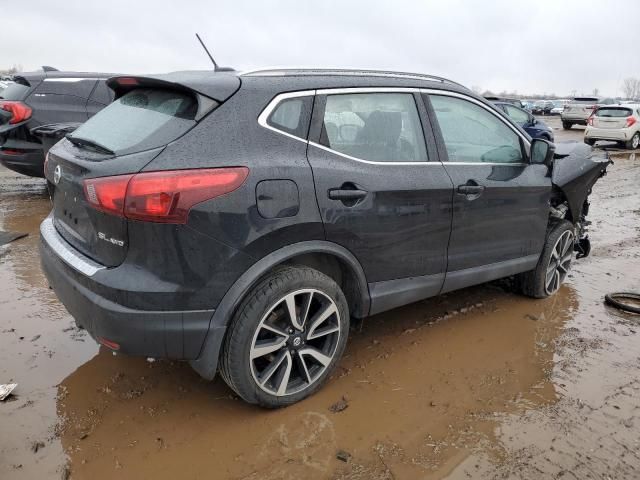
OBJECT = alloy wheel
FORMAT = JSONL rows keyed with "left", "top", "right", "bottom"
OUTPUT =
{"left": 545, "top": 230, "right": 574, "bottom": 295}
{"left": 249, "top": 289, "right": 341, "bottom": 396}
{"left": 632, "top": 133, "right": 639, "bottom": 150}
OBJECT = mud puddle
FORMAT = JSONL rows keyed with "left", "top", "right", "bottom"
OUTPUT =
{"left": 1, "top": 144, "right": 639, "bottom": 479}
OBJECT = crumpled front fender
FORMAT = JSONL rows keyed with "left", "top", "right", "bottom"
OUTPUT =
{"left": 550, "top": 141, "right": 612, "bottom": 222}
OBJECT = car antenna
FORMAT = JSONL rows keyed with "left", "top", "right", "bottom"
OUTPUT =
{"left": 195, "top": 33, "right": 235, "bottom": 72}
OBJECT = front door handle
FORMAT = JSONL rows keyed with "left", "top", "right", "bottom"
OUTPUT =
{"left": 328, "top": 188, "right": 368, "bottom": 201}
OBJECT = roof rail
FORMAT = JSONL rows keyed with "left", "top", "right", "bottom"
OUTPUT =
{"left": 240, "top": 67, "right": 467, "bottom": 89}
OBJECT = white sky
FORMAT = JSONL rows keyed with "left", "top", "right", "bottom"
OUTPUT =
{"left": 2, "top": 0, "right": 639, "bottom": 97}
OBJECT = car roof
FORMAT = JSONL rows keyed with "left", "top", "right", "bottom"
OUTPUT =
{"left": 110, "top": 68, "right": 475, "bottom": 102}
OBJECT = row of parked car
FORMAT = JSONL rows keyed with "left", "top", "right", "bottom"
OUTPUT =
{"left": 486, "top": 95, "right": 640, "bottom": 149}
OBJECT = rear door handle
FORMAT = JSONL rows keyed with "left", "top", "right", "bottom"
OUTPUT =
{"left": 328, "top": 188, "right": 368, "bottom": 201}
{"left": 457, "top": 185, "right": 485, "bottom": 195}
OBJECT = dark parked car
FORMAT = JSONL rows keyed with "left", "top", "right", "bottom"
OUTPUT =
{"left": 532, "top": 100, "right": 554, "bottom": 115}
{"left": 484, "top": 96, "right": 526, "bottom": 109}
{"left": 40, "top": 68, "right": 611, "bottom": 407}
{"left": 0, "top": 68, "right": 114, "bottom": 177}
{"left": 493, "top": 101, "right": 554, "bottom": 141}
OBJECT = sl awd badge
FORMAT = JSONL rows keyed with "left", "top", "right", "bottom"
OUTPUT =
{"left": 98, "top": 232, "right": 125, "bottom": 247}
{"left": 53, "top": 165, "right": 62, "bottom": 184}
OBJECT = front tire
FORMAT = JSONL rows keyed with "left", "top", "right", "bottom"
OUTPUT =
{"left": 562, "top": 121, "right": 573, "bottom": 130}
{"left": 219, "top": 266, "right": 349, "bottom": 407}
{"left": 518, "top": 220, "right": 575, "bottom": 299}
{"left": 584, "top": 138, "right": 595, "bottom": 146}
{"left": 625, "top": 132, "right": 640, "bottom": 150}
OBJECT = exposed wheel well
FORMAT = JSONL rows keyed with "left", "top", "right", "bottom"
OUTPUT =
{"left": 550, "top": 187, "right": 574, "bottom": 224}
{"left": 282, "top": 252, "right": 365, "bottom": 318}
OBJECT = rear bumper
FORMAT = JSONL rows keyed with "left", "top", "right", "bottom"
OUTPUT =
{"left": 0, "top": 149, "right": 45, "bottom": 177}
{"left": 39, "top": 215, "right": 217, "bottom": 360}
{"left": 585, "top": 127, "right": 633, "bottom": 141}
{"left": 561, "top": 115, "right": 588, "bottom": 124}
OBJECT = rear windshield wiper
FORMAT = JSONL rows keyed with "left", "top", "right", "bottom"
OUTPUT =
{"left": 65, "top": 135, "right": 115, "bottom": 155}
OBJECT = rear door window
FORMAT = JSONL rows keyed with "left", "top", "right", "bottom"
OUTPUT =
{"left": 319, "top": 92, "right": 428, "bottom": 163}
{"left": 430, "top": 95, "right": 523, "bottom": 164}
{"left": 34, "top": 78, "right": 97, "bottom": 98}
{"left": 68, "top": 88, "right": 203, "bottom": 155}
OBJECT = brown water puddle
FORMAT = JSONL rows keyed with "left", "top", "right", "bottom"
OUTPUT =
{"left": 1, "top": 147, "right": 639, "bottom": 479}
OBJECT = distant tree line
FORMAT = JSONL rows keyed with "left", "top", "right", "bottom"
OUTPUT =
{"left": 622, "top": 78, "right": 640, "bottom": 100}
{"left": 0, "top": 64, "right": 23, "bottom": 76}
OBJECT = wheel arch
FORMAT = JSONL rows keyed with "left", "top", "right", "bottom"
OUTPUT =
{"left": 189, "top": 240, "right": 370, "bottom": 380}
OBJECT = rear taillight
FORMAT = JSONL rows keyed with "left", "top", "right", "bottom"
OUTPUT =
{"left": 0, "top": 101, "right": 32, "bottom": 124}
{"left": 83, "top": 167, "right": 249, "bottom": 224}
{"left": 587, "top": 115, "right": 594, "bottom": 126}
{"left": 626, "top": 116, "right": 637, "bottom": 128}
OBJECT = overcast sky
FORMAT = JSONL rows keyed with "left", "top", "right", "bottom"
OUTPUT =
{"left": 2, "top": 0, "right": 639, "bottom": 97}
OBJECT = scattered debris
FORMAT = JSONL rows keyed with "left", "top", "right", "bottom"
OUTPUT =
{"left": 31, "top": 334, "right": 41, "bottom": 342}
{"left": 0, "top": 231, "right": 28, "bottom": 246}
{"left": 31, "top": 440, "right": 45, "bottom": 453}
{"left": 336, "top": 449, "right": 351, "bottom": 462}
{"left": 0, "top": 383, "right": 17, "bottom": 401}
{"left": 329, "top": 395, "right": 349, "bottom": 413}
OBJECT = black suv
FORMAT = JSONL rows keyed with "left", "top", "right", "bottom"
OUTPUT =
{"left": 0, "top": 68, "right": 114, "bottom": 177}
{"left": 40, "top": 69, "right": 610, "bottom": 407}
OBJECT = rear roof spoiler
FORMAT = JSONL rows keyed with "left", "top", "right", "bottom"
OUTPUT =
{"left": 106, "top": 72, "right": 241, "bottom": 103}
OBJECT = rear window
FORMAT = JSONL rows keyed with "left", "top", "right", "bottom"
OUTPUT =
{"left": 596, "top": 108, "right": 632, "bottom": 118}
{"left": 572, "top": 97, "right": 599, "bottom": 104}
{"left": 68, "top": 88, "right": 202, "bottom": 155}
{"left": 0, "top": 81, "right": 31, "bottom": 100}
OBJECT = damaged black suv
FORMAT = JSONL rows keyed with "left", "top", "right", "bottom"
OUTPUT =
{"left": 40, "top": 69, "right": 610, "bottom": 407}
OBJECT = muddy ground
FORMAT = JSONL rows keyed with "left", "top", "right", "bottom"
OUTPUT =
{"left": 0, "top": 118, "right": 639, "bottom": 479}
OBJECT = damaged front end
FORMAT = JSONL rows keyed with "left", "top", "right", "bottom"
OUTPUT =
{"left": 548, "top": 141, "right": 612, "bottom": 259}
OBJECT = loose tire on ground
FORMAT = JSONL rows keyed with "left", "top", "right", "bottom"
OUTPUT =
{"left": 604, "top": 292, "right": 640, "bottom": 314}
{"left": 219, "top": 266, "right": 350, "bottom": 408}
{"left": 517, "top": 220, "right": 575, "bottom": 299}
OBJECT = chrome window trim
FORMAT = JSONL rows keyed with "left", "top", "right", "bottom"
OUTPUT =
{"left": 40, "top": 215, "right": 104, "bottom": 277}
{"left": 308, "top": 141, "right": 435, "bottom": 166}
{"left": 43, "top": 78, "right": 104, "bottom": 83}
{"left": 257, "top": 87, "right": 531, "bottom": 167}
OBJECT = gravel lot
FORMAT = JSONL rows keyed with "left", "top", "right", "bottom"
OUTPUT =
{"left": 1, "top": 118, "right": 639, "bottom": 479}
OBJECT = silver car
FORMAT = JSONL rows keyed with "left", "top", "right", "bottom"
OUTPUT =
{"left": 562, "top": 97, "right": 619, "bottom": 129}
{"left": 584, "top": 104, "right": 640, "bottom": 149}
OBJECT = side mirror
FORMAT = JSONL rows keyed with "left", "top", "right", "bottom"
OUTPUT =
{"left": 530, "top": 138, "right": 555, "bottom": 166}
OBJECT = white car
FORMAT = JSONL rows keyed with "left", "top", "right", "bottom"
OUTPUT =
{"left": 584, "top": 105, "right": 640, "bottom": 149}
{"left": 550, "top": 100, "right": 569, "bottom": 115}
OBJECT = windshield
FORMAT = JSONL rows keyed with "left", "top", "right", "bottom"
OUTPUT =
{"left": 68, "top": 88, "right": 201, "bottom": 155}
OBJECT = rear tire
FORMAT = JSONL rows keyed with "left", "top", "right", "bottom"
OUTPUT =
{"left": 625, "top": 132, "right": 640, "bottom": 150}
{"left": 219, "top": 266, "right": 349, "bottom": 408}
{"left": 562, "top": 121, "right": 573, "bottom": 130}
{"left": 584, "top": 138, "right": 595, "bottom": 146}
{"left": 517, "top": 220, "right": 575, "bottom": 299}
